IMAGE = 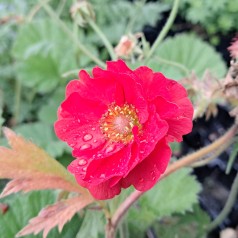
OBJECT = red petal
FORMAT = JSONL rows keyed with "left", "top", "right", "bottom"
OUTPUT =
{"left": 93, "top": 66, "right": 148, "bottom": 123}
{"left": 121, "top": 139, "right": 171, "bottom": 191}
{"left": 137, "top": 106, "right": 169, "bottom": 162}
{"left": 54, "top": 93, "right": 107, "bottom": 151}
{"left": 153, "top": 96, "right": 179, "bottom": 119}
{"left": 76, "top": 177, "right": 122, "bottom": 200}
{"left": 82, "top": 144, "right": 132, "bottom": 185}
{"left": 66, "top": 70, "right": 117, "bottom": 105}
{"left": 106, "top": 59, "right": 134, "bottom": 74}
{"left": 166, "top": 117, "right": 193, "bottom": 142}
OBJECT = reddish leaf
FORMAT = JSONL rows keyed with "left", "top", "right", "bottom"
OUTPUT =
{"left": 16, "top": 195, "right": 94, "bottom": 238}
{"left": 0, "top": 128, "right": 88, "bottom": 197}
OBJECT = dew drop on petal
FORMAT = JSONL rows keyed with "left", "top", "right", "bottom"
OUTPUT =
{"left": 93, "top": 139, "right": 97, "bottom": 143}
{"left": 100, "top": 173, "right": 106, "bottom": 179}
{"left": 152, "top": 176, "right": 156, "bottom": 181}
{"left": 82, "top": 167, "right": 86, "bottom": 171}
{"left": 105, "top": 145, "right": 115, "bottom": 153}
{"left": 80, "top": 144, "right": 91, "bottom": 150}
{"left": 139, "top": 178, "right": 144, "bottom": 183}
{"left": 91, "top": 127, "right": 96, "bottom": 131}
{"left": 83, "top": 134, "right": 93, "bottom": 142}
{"left": 78, "top": 159, "right": 87, "bottom": 166}
{"left": 77, "top": 119, "right": 81, "bottom": 123}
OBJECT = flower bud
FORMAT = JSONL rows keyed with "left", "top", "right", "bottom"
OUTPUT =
{"left": 70, "top": 0, "right": 95, "bottom": 27}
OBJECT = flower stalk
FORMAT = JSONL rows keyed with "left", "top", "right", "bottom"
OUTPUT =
{"left": 144, "top": 0, "right": 180, "bottom": 63}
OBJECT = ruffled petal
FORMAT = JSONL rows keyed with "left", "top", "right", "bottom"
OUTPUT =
{"left": 166, "top": 117, "right": 193, "bottom": 142}
{"left": 121, "top": 139, "right": 171, "bottom": 191}
{"left": 55, "top": 92, "right": 107, "bottom": 151}
{"left": 81, "top": 143, "right": 132, "bottom": 185}
{"left": 93, "top": 66, "right": 148, "bottom": 123}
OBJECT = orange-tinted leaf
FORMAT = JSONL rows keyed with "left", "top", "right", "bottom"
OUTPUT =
{"left": 0, "top": 128, "right": 88, "bottom": 197}
{"left": 16, "top": 195, "right": 94, "bottom": 238}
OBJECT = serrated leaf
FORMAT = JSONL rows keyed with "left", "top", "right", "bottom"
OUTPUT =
{"left": 148, "top": 33, "right": 226, "bottom": 80}
{"left": 0, "top": 191, "right": 82, "bottom": 238}
{"left": 17, "top": 195, "right": 94, "bottom": 238}
{"left": 12, "top": 19, "right": 77, "bottom": 93}
{"left": 16, "top": 54, "right": 61, "bottom": 93}
{"left": 0, "top": 128, "right": 87, "bottom": 197}
{"left": 128, "top": 168, "right": 201, "bottom": 234}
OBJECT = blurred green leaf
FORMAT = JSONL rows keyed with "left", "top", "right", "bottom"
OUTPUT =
{"left": 128, "top": 168, "right": 201, "bottom": 235}
{"left": 14, "top": 122, "right": 70, "bottom": 158}
{"left": 76, "top": 209, "right": 104, "bottom": 238}
{"left": 12, "top": 19, "right": 78, "bottom": 93}
{"left": 38, "top": 87, "right": 64, "bottom": 124}
{"left": 148, "top": 33, "right": 226, "bottom": 79}
{"left": 152, "top": 205, "right": 210, "bottom": 238}
{"left": 0, "top": 191, "right": 81, "bottom": 238}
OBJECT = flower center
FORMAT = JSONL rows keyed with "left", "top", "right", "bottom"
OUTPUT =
{"left": 100, "top": 103, "right": 141, "bottom": 143}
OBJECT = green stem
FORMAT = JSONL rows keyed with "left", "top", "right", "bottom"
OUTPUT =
{"left": 27, "top": 0, "right": 51, "bottom": 22}
{"left": 87, "top": 18, "right": 117, "bottom": 60}
{"left": 14, "top": 79, "right": 22, "bottom": 125}
{"left": 144, "top": 0, "right": 180, "bottom": 64}
{"left": 42, "top": 3, "right": 106, "bottom": 68}
{"left": 207, "top": 171, "right": 238, "bottom": 231}
{"left": 56, "top": 0, "right": 67, "bottom": 16}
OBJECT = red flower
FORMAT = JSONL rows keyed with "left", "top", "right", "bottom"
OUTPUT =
{"left": 54, "top": 60, "right": 193, "bottom": 200}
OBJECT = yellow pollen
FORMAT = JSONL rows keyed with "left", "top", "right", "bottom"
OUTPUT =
{"left": 100, "top": 103, "right": 142, "bottom": 143}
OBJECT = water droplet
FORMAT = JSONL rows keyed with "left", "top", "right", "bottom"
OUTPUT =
{"left": 100, "top": 174, "right": 106, "bottom": 178}
{"left": 91, "top": 127, "right": 96, "bottom": 131}
{"left": 80, "top": 144, "right": 91, "bottom": 150}
{"left": 83, "top": 134, "right": 93, "bottom": 142}
{"left": 139, "top": 178, "right": 144, "bottom": 182}
{"left": 82, "top": 167, "right": 86, "bottom": 171}
{"left": 93, "top": 139, "right": 97, "bottom": 143}
{"left": 105, "top": 145, "right": 115, "bottom": 153}
{"left": 140, "top": 150, "right": 145, "bottom": 154}
{"left": 77, "top": 119, "right": 81, "bottom": 123}
{"left": 78, "top": 159, "right": 87, "bottom": 166}
{"left": 152, "top": 176, "right": 156, "bottom": 181}
{"left": 97, "top": 153, "right": 102, "bottom": 158}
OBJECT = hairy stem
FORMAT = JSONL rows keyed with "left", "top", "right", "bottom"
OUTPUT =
{"left": 207, "top": 171, "right": 238, "bottom": 231}
{"left": 42, "top": 3, "right": 106, "bottom": 67}
{"left": 108, "top": 124, "right": 238, "bottom": 237}
{"left": 87, "top": 18, "right": 117, "bottom": 60}
{"left": 144, "top": 0, "right": 180, "bottom": 63}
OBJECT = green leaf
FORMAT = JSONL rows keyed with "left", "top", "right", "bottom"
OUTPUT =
{"left": 76, "top": 209, "right": 105, "bottom": 238}
{"left": 148, "top": 33, "right": 226, "bottom": 79}
{"left": 0, "top": 191, "right": 81, "bottom": 238}
{"left": 128, "top": 168, "right": 201, "bottom": 234}
{"left": 12, "top": 19, "right": 77, "bottom": 93}
{"left": 38, "top": 88, "right": 65, "bottom": 124}
{"left": 152, "top": 205, "right": 210, "bottom": 238}
{"left": 14, "top": 122, "right": 69, "bottom": 158}
{"left": 16, "top": 54, "right": 61, "bottom": 93}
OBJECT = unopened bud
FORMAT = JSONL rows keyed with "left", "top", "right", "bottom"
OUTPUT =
{"left": 71, "top": 0, "right": 95, "bottom": 27}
